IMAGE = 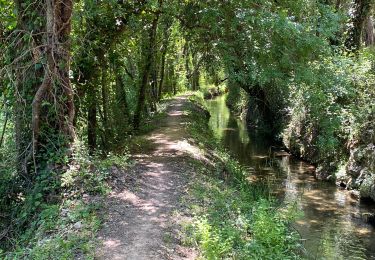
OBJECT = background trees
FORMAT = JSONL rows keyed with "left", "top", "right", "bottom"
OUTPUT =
{"left": 0, "top": 0, "right": 374, "bottom": 256}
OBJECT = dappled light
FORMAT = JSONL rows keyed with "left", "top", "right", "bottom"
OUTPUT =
{"left": 1, "top": 0, "right": 374, "bottom": 259}
{"left": 98, "top": 96, "right": 199, "bottom": 259}
{"left": 205, "top": 96, "right": 375, "bottom": 259}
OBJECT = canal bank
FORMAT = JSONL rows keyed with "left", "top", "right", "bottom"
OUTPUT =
{"left": 204, "top": 94, "right": 375, "bottom": 259}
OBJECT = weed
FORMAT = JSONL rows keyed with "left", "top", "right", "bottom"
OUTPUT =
{"left": 1, "top": 141, "right": 131, "bottom": 259}
{"left": 181, "top": 96, "right": 303, "bottom": 259}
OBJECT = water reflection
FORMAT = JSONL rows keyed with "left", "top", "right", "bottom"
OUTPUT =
{"left": 205, "top": 95, "right": 375, "bottom": 259}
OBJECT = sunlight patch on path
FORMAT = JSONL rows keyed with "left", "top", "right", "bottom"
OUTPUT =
{"left": 97, "top": 96, "right": 197, "bottom": 260}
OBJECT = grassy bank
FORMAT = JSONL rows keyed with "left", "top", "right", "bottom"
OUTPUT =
{"left": 0, "top": 142, "right": 130, "bottom": 259}
{"left": 0, "top": 104, "right": 171, "bottom": 259}
{"left": 1, "top": 94, "right": 303, "bottom": 259}
{"left": 180, "top": 95, "right": 304, "bottom": 259}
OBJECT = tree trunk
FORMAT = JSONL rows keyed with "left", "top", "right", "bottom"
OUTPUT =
{"left": 192, "top": 70, "right": 200, "bottom": 91}
{"left": 0, "top": 103, "right": 8, "bottom": 148}
{"left": 150, "top": 65, "right": 158, "bottom": 112}
{"left": 183, "top": 42, "right": 192, "bottom": 88}
{"left": 14, "top": 0, "right": 74, "bottom": 176}
{"left": 345, "top": 0, "right": 373, "bottom": 51}
{"left": 158, "top": 48, "right": 167, "bottom": 100}
{"left": 191, "top": 52, "right": 201, "bottom": 91}
{"left": 87, "top": 83, "right": 97, "bottom": 154}
{"left": 158, "top": 23, "right": 171, "bottom": 100}
{"left": 101, "top": 59, "right": 111, "bottom": 150}
{"left": 364, "top": 16, "right": 374, "bottom": 46}
{"left": 114, "top": 71, "right": 131, "bottom": 138}
{"left": 133, "top": 16, "right": 159, "bottom": 130}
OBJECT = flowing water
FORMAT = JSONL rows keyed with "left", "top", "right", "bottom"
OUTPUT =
{"left": 205, "top": 95, "right": 375, "bottom": 260}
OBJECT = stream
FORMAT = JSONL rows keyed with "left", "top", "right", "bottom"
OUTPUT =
{"left": 205, "top": 95, "right": 375, "bottom": 259}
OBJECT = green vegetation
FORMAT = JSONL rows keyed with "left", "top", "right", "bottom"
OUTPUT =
{"left": 282, "top": 50, "right": 375, "bottom": 180}
{"left": 0, "top": 0, "right": 374, "bottom": 258}
{"left": 1, "top": 142, "right": 130, "bottom": 259}
{"left": 182, "top": 98, "right": 303, "bottom": 259}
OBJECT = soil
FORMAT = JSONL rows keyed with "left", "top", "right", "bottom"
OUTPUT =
{"left": 97, "top": 96, "right": 198, "bottom": 260}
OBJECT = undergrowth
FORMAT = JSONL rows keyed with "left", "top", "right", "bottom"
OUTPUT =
{"left": 182, "top": 95, "right": 304, "bottom": 259}
{"left": 0, "top": 94, "right": 171, "bottom": 259}
{"left": 1, "top": 141, "right": 130, "bottom": 259}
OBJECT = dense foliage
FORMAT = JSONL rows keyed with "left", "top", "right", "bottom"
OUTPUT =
{"left": 178, "top": 0, "right": 375, "bottom": 196}
{"left": 0, "top": 0, "right": 374, "bottom": 258}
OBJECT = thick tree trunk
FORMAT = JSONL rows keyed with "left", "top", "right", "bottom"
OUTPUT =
{"left": 191, "top": 52, "right": 201, "bottom": 91}
{"left": 364, "top": 16, "right": 374, "bottom": 46}
{"left": 345, "top": 0, "right": 373, "bottom": 51}
{"left": 14, "top": 0, "right": 74, "bottom": 176}
{"left": 14, "top": 0, "right": 43, "bottom": 176}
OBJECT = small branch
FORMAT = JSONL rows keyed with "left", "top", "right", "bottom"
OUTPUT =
{"left": 124, "top": 66, "right": 134, "bottom": 80}
{"left": 31, "top": 71, "right": 51, "bottom": 153}
{"left": 0, "top": 110, "right": 9, "bottom": 148}
{"left": 219, "top": 77, "right": 228, "bottom": 84}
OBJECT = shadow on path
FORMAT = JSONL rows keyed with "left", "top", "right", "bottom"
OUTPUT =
{"left": 97, "top": 96, "right": 198, "bottom": 260}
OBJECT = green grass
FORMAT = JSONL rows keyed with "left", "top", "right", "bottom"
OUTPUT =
{"left": 137, "top": 110, "right": 168, "bottom": 135}
{"left": 6, "top": 201, "right": 102, "bottom": 260}
{"left": 1, "top": 142, "right": 131, "bottom": 259}
{"left": 181, "top": 96, "right": 304, "bottom": 259}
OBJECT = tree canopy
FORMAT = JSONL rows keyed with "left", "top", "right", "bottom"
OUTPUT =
{"left": 0, "top": 0, "right": 374, "bottom": 258}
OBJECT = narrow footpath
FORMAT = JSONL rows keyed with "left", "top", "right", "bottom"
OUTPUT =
{"left": 97, "top": 96, "right": 198, "bottom": 260}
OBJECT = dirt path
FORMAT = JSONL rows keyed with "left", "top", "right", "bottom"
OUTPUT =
{"left": 97, "top": 96, "right": 198, "bottom": 260}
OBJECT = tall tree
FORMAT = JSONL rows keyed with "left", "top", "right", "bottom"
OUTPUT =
{"left": 133, "top": 13, "right": 160, "bottom": 129}
{"left": 14, "top": 0, "right": 74, "bottom": 177}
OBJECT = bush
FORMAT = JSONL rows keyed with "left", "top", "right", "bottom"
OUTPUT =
{"left": 283, "top": 50, "right": 375, "bottom": 180}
